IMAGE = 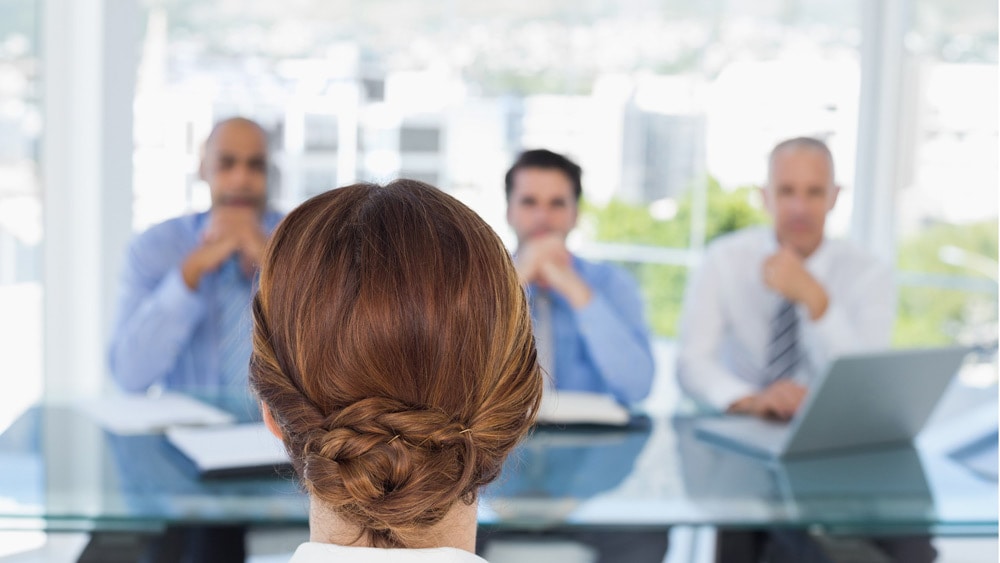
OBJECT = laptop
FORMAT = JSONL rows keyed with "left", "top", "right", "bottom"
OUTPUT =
{"left": 695, "top": 347, "right": 969, "bottom": 458}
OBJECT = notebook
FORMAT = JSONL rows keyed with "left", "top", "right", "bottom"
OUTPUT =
{"left": 165, "top": 423, "right": 291, "bottom": 478}
{"left": 536, "top": 391, "right": 632, "bottom": 427}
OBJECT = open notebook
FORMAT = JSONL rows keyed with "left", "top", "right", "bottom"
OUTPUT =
{"left": 165, "top": 423, "right": 291, "bottom": 478}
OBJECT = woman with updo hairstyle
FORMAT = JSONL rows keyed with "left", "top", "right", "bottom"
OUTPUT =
{"left": 251, "top": 180, "right": 543, "bottom": 562}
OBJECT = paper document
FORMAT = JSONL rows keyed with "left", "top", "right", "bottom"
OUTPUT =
{"left": 166, "top": 423, "right": 290, "bottom": 476}
{"left": 78, "top": 393, "right": 235, "bottom": 435}
{"left": 919, "top": 401, "right": 998, "bottom": 452}
{"left": 536, "top": 391, "right": 630, "bottom": 426}
{"left": 951, "top": 435, "right": 999, "bottom": 481}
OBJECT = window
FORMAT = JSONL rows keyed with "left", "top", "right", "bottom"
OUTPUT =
{"left": 134, "top": 1, "right": 994, "bottom": 349}
{"left": 137, "top": 0, "right": 867, "bottom": 341}
{"left": 400, "top": 126, "right": 441, "bottom": 152}
{"left": 0, "top": 0, "right": 41, "bottom": 430}
{"left": 304, "top": 114, "right": 338, "bottom": 151}
{"left": 894, "top": 0, "right": 998, "bottom": 347}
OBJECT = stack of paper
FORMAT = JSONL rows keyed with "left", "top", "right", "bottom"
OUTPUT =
{"left": 166, "top": 423, "right": 290, "bottom": 477}
{"left": 536, "top": 391, "right": 631, "bottom": 426}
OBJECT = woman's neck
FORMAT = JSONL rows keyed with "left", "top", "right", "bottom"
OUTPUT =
{"left": 308, "top": 497, "right": 478, "bottom": 553}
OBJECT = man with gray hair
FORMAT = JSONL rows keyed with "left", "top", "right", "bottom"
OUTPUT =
{"left": 677, "top": 136, "right": 894, "bottom": 419}
{"left": 676, "top": 138, "right": 937, "bottom": 563}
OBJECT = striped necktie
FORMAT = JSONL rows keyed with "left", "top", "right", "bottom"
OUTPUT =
{"left": 216, "top": 259, "right": 253, "bottom": 391}
{"left": 764, "top": 299, "right": 800, "bottom": 382}
{"left": 533, "top": 289, "right": 557, "bottom": 392}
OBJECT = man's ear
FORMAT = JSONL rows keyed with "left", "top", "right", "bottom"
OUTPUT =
{"left": 261, "top": 402, "right": 283, "bottom": 441}
{"left": 828, "top": 185, "right": 841, "bottom": 211}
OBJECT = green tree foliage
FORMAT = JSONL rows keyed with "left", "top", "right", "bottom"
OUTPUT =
{"left": 894, "top": 219, "right": 998, "bottom": 346}
{"left": 583, "top": 177, "right": 767, "bottom": 336}
{"left": 584, "top": 179, "right": 998, "bottom": 345}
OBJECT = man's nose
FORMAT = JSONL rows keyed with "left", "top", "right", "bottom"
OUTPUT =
{"left": 232, "top": 163, "right": 253, "bottom": 189}
{"left": 788, "top": 194, "right": 809, "bottom": 215}
{"left": 533, "top": 205, "right": 553, "bottom": 224}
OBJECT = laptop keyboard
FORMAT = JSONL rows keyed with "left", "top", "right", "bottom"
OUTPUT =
{"left": 696, "top": 416, "right": 791, "bottom": 456}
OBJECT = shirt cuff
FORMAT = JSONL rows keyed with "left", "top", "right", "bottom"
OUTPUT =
{"left": 158, "top": 267, "right": 206, "bottom": 320}
{"left": 572, "top": 292, "right": 613, "bottom": 329}
{"left": 699, "top": 375, "right": 759, "bottom": 413}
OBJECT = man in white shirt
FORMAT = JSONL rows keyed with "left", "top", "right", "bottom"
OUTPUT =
{"left": 677, "top": 136, "right": 894, "bottom": 419}
{"left": 678, "top": 138, "right": 936, "bottom": 563}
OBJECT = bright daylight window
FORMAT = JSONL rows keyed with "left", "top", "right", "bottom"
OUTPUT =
{"left": 894, "top": 0, "right": 998, "bottom": 349}
{"left": 0, "top": 0, "right": 42, "bottom": 431}
{"left": 131, "top": 0, "right": 994, "bottom": 350}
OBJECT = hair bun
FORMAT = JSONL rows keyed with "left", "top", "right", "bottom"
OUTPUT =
{"left": 250, "top": 182, "right": 543, "bottom": 548}
{"left": 300, "top": 397, "right": 477, "bottom": 544}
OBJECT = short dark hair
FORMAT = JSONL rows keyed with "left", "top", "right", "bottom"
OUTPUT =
{"left": 504, "top": 149, "right": 583, "bottom": 202}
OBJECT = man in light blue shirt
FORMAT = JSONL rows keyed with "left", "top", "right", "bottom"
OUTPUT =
{"left": 109, "top": 117, "right": 283, "bottom": 396}
{"left": 505, "top": 149, "right": 654, "bottom": 404}
{"left": 486, "top": 149, "right": 664, "bottom": 563}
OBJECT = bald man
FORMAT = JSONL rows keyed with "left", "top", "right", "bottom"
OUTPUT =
{"left": 677, "top": 137, "right": 895, "bottom": 419}
{"left": 110, "top": 117, "right": 284, "bottom": 393}
{"left": 677, "top": 138, "right": 934, "bottom": 563}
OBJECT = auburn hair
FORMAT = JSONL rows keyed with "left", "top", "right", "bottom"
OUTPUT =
{"left": 250, "top": 180, "right": 542, "bottom": 548}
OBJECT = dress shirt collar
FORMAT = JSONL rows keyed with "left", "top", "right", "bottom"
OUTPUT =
{"left": 764, "top": 227, "right": 831, "bottom": 269}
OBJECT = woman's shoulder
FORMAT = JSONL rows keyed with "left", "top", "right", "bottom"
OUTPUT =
{"left": 289, "top": 542, "right": 489, "bottom": 563}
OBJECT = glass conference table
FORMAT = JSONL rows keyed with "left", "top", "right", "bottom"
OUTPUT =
{"left": 0, "top": 395, "right": 996, "bottom": 542}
